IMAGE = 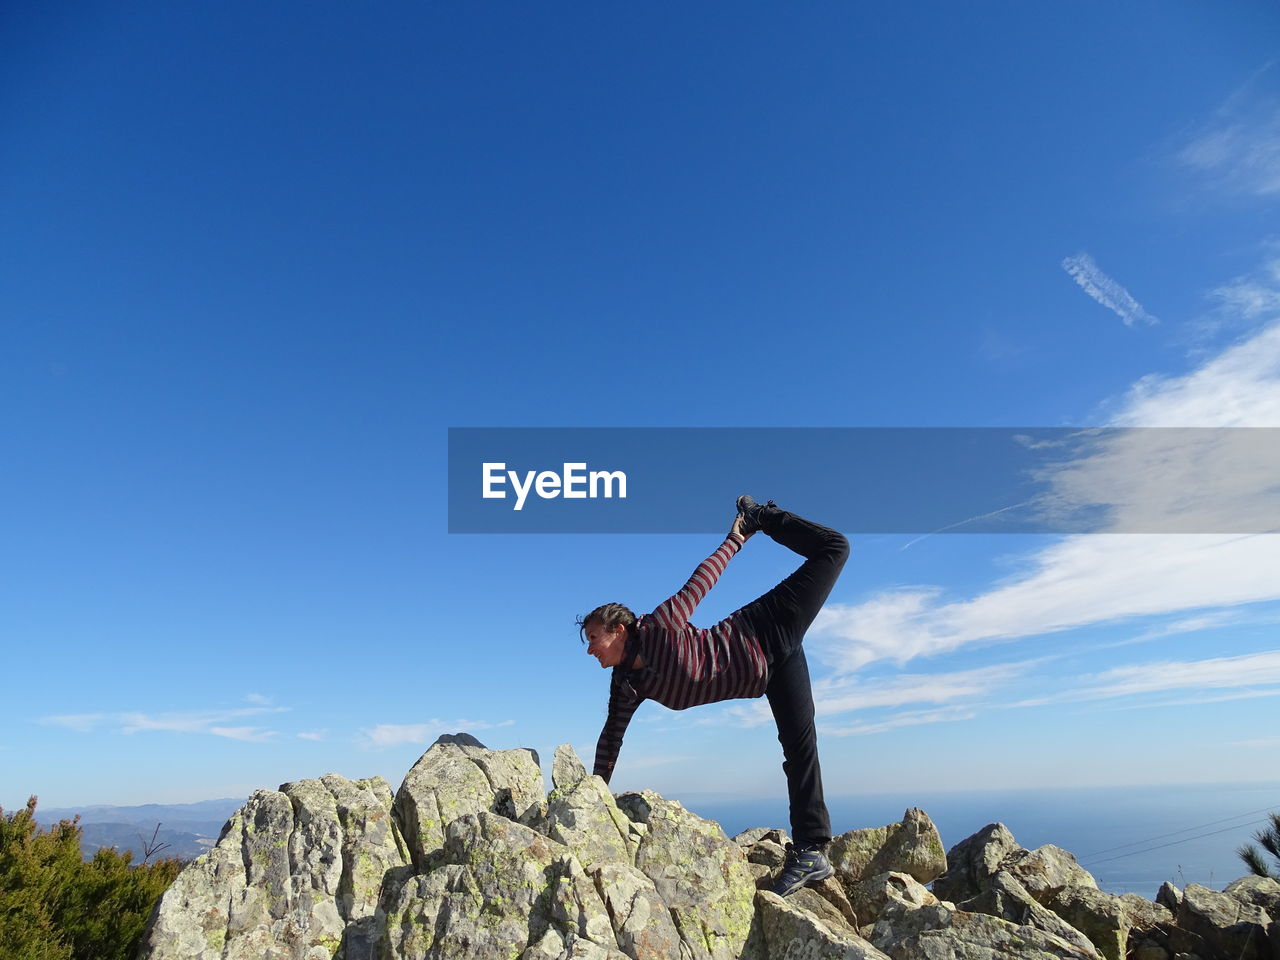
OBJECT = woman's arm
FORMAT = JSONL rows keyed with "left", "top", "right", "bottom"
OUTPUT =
{"left": 647, "top": 530, "right": 746, "bottom": 631}
{"left": 593, "top": 670, "right": 642, "bottom": 784}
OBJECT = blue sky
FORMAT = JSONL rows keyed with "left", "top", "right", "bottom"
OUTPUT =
{"left": 4, "top": 2, "right": 1280, "bottom": 815}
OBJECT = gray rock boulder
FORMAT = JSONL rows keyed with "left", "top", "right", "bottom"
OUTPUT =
{"left": 1156, "top": 882, "right": 1182, "bottom": 915}
{"left": 827, "top": 808, "right": 947, "bottom": 889}
{"left": 871, "top": 899, "right": 1096, "bottom": 960}
{"left": 960, "top": 869, "right": 1097, "bottom": 958}
{"left": 393, "top": 738, "right": 543, "bottom": 869}
{"left": 847, "top": 871, "right": 938, "bottom": 934}
{"left": 382, "top": 811, "right": 617, "bottom": 960}
{"left": 1225, "top": 875, "right": 1280, "bottom": 918}
{"left": 744, "top": 890, "right": 890, "bottom": 960}
{"left": 1046, "top": 885, "right": 1128, "bottom": 960}
{"left": 1176, "top": 883, "right": 1272, "bottom": 960}
{"left": 615, "top": 789, "right": 755, "bottom": 960}
{"left": 140, "top": 775, "right": 408, "bottom": 960}
{"left": 1002, "top": 844, "right": 1098, "bottom": 902}
{"left": 586, "top": 859, "right": 687, "bottom": 960}
{"left": 535, "top": 745, "right": 640, "bottom": 869}
{"left": 1119, "top": 893, "right": 1173, "bottom": 932}
{"left": 933, "top": 823, "right": 1020, "bottom": 903}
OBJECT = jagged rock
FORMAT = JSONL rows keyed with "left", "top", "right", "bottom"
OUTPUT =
{"left": 148, "top": 735, "right": 1239, "bottom": 960}
{"left": 1003, "top": 844, "right": 1098, "bottom": 901}
{"left": 827, "top": 808, "right": 946, "bottom": 889}
{"left": 615, "top": 790, "right": 755, "bottom": 960}
{"left": 790, "top": 883, "right": 863, "bottom": 937}
{"left": 739, "top": 829, "right": 789, "bottom": 868}
{"left": 871, "top": 898, "right": 1096, "bottom": 959}
{"left": 848, "top": 871, "right": 938, "bottom": 933}
{"left": 733, "top": 827, "right": 780, "bottom": 849}
{"left": 933, "top": 823, "right": 1020, "bottom": 903}
{"left": 1120, "top": 893, "right": 1173, "bottom": 932}
{"left": 393, "top": 738, "right": 543, "bottom": 869}
{"left": 431, "top": 732, "right": 486, "bottom": 748}
{"left": 1176, "top": 883, "right": 1272, "bottom": 960}
{"left": 1225, "top": 875, "right": 1280, "bottom": 918}
{"left": 140, "top": 775, "right": 407, "bottom": 960}
{"left": 744, "top": 890, "right": 890, "bottom": 960}
{"left": 1157, "top": 882, "right": 1183, "bottom": 914}
{"left": 552, "top": 742, "right": 588, "bottom": 788}
{"left": 586, "top": 859, "right": 687, "bottom": 960}
{"left": 959, "top": 870, "right": 1097, "bottom": 957}
{"left": 536, "top": 745, "right": 639, "bottom": 869}
{"left": 1046, "top": 885, "right": 1129, "bottom": 960}
{"left": 383, "top": 812, "right": 617, "bottom": 960}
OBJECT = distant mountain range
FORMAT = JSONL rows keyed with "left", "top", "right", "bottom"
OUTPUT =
{"left": 35, "top": 798, "right": 245, "bottom": 862}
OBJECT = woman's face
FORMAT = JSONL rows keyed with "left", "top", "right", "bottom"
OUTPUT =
{"left": 585, "top": 621, "right": 627, "bottom": 669}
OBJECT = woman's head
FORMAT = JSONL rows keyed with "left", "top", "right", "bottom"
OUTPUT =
{"left": 577, "top": 602, "right": 636, "bottom": 669}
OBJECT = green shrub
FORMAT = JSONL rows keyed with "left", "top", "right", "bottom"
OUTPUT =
{"left": 0, "top": 796, "right": 181, "bottom": 960}
{"left": 1237, "top": 811, "right": 1280, "bottom": 881}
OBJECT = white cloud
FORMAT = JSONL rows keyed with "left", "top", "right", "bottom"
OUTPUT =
{"left": 1062, "top": 252, "right": 1158, "bottom": 327}
{"left": 42, "top": 712, "right": 111, "bottom": 733}
{"left": 358, "top": 718, "right": 514, "bottom": 749}
{"left": 208, "top": 726, "right": 277, "bottom": 743}
{"left": 811, "top": 661, "right": 1036, "bottom": 715}
{"left": 819, "top": 532, "right": 1280, "bottom": 674}
{"left": 297, "top": 731, "right": 327, "bottom": 741}
{"left": 1013, "top": 649, "right": 1280, "bottom": 706}
{"left": 716, "top": 661, "right": 1034, "bottom": 730}
{"left": 820, "top": 706, "right": 977, "bottom": 738}
{"left": 1097, "top": 610, "right": 1250, "bottom": 649}
{"left": 815, "top": 272, "right": 1280, "bottom": 675}
{"left": 1109, "top": 322, "right": 1280, "bottom": 427}
{"left": 1179, "top": 72, "right": 1280, "bottom": 198}
{"left": 1211, "top": 258, "right": 1280, "bottom": 322}
{"left": 40, "top": 705, "right": 289, "bottom": 740}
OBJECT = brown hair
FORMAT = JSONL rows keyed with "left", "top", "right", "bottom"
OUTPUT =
{"left": 576, "top": 602, "right": 637, "bottom": 643}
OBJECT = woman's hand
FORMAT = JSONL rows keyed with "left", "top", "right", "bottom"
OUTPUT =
{"left": 730, "top": 514, "right": 755, "bottom": 541}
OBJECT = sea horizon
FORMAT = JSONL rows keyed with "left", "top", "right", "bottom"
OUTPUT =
{"left": 673, "top": 779, "right": 1280, "bottom": 897}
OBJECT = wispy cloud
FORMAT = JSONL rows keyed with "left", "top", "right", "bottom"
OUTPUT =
{"left": 1013, "top": 649, "right": 1280, "bottom": 706}
{"left": 357, "top": 718, "right": 514, "bottom": 749}
{"left": 297, "top": 730, "right": 327, "bottom": 742}
{"left": 1178, "top": 62, "right": 1280, "bottom": 198}
{"left": 814, "top": 256, "right": 1280, "bottom": 677}
{"left": 718, "top": 661, "right": 1034, "bottom": 731}
{"left": 820, "top": 706, "right": 977, "bottom": 738}
{"left": 1062, "top": 252, "right": 1158, "bottom": 327}
{"left": 41, "top": 705, "right": 289, "bottom": 741}
{"left": 812, "top": 661, "right": 1036, "bottom": 715}
{"left": 1211, "top": 258, "right": 1280, "bottom": 323}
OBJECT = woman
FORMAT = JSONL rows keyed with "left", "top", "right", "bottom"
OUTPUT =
{"left": 578, "top": 495, "right": 849, "bottom": 897}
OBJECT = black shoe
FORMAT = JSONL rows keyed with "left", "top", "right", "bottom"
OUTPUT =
{"left": 736, "top": 495, "right": 774, "bottom": 536}
{"left": 770, "top": 843, "right": 833, "bottom": 897}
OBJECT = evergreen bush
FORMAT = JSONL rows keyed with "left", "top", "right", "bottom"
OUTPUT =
{"left": 0, "top": 796, "right": 180, "bottom": 960}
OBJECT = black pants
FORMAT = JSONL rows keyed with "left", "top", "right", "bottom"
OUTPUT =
{"left": 736, "top": 505, "right": 849, "bottom": 848}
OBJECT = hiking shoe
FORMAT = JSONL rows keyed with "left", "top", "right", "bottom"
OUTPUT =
{"left": 770, "top": 843, "right": 833, "bottom": 897}
{"left": 736, "top": 495, "right": 774, "bottom": 536}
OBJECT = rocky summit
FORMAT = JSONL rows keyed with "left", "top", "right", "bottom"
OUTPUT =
{"left": 139, "top": 737, "right": 1280, "bottom": 960}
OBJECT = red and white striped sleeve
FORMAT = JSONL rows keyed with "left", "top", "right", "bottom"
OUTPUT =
{"left": 648, "top": 534, "right": 745, "bottom": 631}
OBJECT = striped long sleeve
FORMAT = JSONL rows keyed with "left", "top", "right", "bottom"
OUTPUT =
{"left": 593, "top": 533, "right": 768, "bottom": 784}
{"left": 649, "top": 534, "right": 745, "bottom": 631}
{"left": 593, "top": 669, "right": 641, "bottom": 784}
